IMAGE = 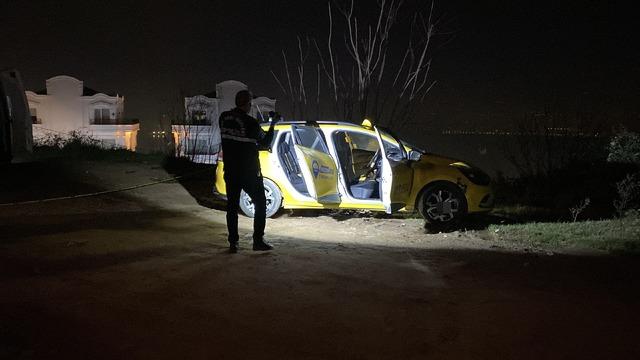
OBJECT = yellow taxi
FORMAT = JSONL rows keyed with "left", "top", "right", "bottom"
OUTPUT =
{"left": 214, "top": 120, "right": 493, "bottom": 224}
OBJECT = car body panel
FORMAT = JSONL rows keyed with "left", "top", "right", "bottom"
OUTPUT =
{"left": 291, "top": 125, "right": 341, "bottom": 203}
{"left": 214, "top": 121, "right": 493, "bottom": 216}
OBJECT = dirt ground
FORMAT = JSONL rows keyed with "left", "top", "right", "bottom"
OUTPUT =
{"left": 1, "top": 159, "right": 639, "bottom": 359}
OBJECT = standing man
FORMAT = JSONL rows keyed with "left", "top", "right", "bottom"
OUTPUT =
{"left": 219, "top": 90, "right": 278, "bottom": 253}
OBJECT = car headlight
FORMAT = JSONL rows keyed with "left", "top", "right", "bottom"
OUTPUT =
{"left": 450, "top": 162, "right": 491, "bottom": 186}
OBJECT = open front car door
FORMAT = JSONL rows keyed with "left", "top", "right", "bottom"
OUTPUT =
{"left": 291, "top": 125, "right": 341, "bottom": 204}
{"left": 374, "top": 126, "right": 414, "bottom": 213}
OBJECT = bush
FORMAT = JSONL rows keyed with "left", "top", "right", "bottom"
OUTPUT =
{"left": 494, "top": 128, "right": 640, "bottom": 221}
{"left": 608, "top": 128, "right": 640, "bottom": 165}
{"left": 493, "top": 160, "right": 637, "bottom": 221}
{"left": 35, "top": 131, "right": 101, "bottom": 150}
{"left": 613, "top": 172, "right": 640, "bottom": 217}
{"left": 607, "top": 129, "right": 640, "bottom": 216}
{"left": 33, "top": 131, "right": 136, "bottom": 161}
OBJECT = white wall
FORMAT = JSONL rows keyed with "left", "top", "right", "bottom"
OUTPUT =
{"left": 251, "top": 97, "right": 276, "bottom": 121}
{"left": 26, "top": 75, "right": 135, "bottom": 150}
{"left": 173, "top": 80, "right": 277, "bottom": 163}
{"left": 216, "top": 80, "right": 247, "bottom": 114}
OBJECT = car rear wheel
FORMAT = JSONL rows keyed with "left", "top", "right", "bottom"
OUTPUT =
{"left": 418, "top": 182, "right": 467, "bottom": 224}
{"left": 239, "top": 178, "right": 283, "bottom": 218}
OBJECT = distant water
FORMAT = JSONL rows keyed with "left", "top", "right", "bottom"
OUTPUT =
{"left": 418, "top": 134, "right": 606, "bottom": 178}
{"left": 419, "top": 134, "right": 515, "bottom": 177}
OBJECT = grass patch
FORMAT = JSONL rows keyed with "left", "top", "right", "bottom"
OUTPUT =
{"left": 489, "top": 215, "right": 640, "bottom": 254}
{"left": 490, "top": 205, "right": 561, "bottom": 222}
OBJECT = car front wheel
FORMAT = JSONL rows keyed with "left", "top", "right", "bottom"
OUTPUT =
{"left": 239, "top": 178, "right": 283, "bottom": 218}
{"left": 418, "top": 182, "right": 467, "bottom": 224}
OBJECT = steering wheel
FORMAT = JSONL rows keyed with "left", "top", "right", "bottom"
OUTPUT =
{"left": 362, "top": 149, "right": 381, "bottom": 177}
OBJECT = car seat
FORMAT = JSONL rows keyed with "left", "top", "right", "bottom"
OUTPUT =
{"left": 350, "top": 179, "right": 379, "bottom": 199}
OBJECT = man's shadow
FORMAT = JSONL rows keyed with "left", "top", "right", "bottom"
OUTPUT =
{"left": 162, "top": 157, "right": 227, "bottom": 211}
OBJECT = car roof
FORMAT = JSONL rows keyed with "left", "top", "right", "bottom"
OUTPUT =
{"left": 258, "top": 120, "right": 425, "bottom": 152}
{"left": 262, "top": 120, "right": 368, "bottom": 131}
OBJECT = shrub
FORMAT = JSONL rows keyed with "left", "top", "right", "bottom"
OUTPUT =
{"left": 493, "top": 160, "right": 636, "bottom": 220}
{"left": 33, "top": 131, "right": 135, "bottom": 161}
{"left": 494, "top": 128, "right": 640, "bottom": 221}
{"left": 569, "top": 198, "right": 590, "bottom": 222}
{"left": 608, "top": 128, "right": 640, "bottom": 165}
{"left": 613, "top": 172, "right": 640, "bottom": 217}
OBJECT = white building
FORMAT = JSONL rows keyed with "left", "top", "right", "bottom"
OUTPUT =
{"left": 26, "top": 75, "right": 138, "bottom": 150}
{"left": 172, "top": 80, "right": 276, "bottom": 163}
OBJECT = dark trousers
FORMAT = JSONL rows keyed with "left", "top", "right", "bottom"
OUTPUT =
{"left": 224, "top": 171, "right": 266, "bottom": 244}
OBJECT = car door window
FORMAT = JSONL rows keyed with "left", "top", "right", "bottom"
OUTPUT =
{"left": 277, "top": 131, "right": 309, "bottom": 196}
{"left": 294, "top": 126, "right": 329, "bottom": 154}
{"left": 342, "top": 131, "right": 379, "bottom": 176}
{"left": 379, "top": 129, "right": 407, "bottom": 161}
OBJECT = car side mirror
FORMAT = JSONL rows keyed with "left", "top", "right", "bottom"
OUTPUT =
{"left": 386, "top": 148, "right": 403, "bottom": 162}
{"left": 408, "top": 150, "right": 421, "bottom": 161}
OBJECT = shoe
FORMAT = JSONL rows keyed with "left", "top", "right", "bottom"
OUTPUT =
{"left": 252, "top": 240, "right": 274, "bottom": 251}
{"left": 229, "top": 242, "right": 239, "bottom": 253}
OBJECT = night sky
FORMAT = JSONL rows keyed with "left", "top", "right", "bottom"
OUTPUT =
{"left": 2, "top": 0, "right": 638, "bottom": 145}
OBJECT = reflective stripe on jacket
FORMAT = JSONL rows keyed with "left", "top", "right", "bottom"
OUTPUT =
{"left": 219, "top": 108, "right": 274, "bottom": 175}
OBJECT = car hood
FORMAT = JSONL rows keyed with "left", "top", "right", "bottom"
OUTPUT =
{"left": 416, "top": 152, "right": 464, "bottom": 167}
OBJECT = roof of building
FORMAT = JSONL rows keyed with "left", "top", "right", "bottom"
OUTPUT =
{"left": 32, "top": 85, "right": 117, "bottom": 97}
{"left": 191, "top": 90, "right": 275, "bottom": 100}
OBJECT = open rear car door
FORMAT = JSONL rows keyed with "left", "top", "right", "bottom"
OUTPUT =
{"left": 374, "top": 126, "right": 414, "bottom": 213}
{"left": 291, "top": 125, "right": 340, "bottom": 203}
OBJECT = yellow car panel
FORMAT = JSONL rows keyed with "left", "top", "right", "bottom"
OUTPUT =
{"left": 294, "top": 145, "right": 340, "bottom": 203}
{"left": 214, "top": 121, "right": 493, "bottom": 223}
{"left": 290, "top": 125, "right": 340, "bottom": 203}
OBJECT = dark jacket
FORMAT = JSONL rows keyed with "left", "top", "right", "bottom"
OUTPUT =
{"left": 219, "top": 108, "right": 275, "bottom": 175}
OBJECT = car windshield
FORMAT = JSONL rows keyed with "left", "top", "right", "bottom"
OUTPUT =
{"left": 379, "top": 129, "right": 426, "bottom": 154}
{"left": 401, "top": 139, "right": 426, "bottom": 153}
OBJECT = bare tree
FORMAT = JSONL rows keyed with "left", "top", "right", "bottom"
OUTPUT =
{"left": 272, "top": 0, "right": 440, "bottom": 130}
{"left": 161, "top": 91, "right": 216, "bottom": 162}
{"left": 271, "top": 36, "right": 316, "bottom": 122}
{"left": 176, "top": 96, "right": 219, "bottom": 162}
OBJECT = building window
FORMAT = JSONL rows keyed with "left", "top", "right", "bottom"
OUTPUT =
{"left": 30, "top": 108, "right": 41, "bottom": 124}
{"left": 191, "top": 110, "right": 209, "bottom": 125}
{"left": 94, "top": 108, "right": 111, "bottom": 124}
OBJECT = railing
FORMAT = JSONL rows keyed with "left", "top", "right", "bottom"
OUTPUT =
{"left": 171, "top": 119, "right": 212, "bottom": 126}
{"left": 90, "top": 118, "right": 139, "bottom": 125}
